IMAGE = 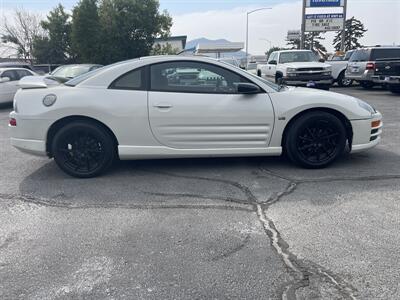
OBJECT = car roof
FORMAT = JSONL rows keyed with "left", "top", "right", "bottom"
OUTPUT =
{"left": 57, "top": 64, "right": 102, "bottom": 68}
{"left": 275, "top": 50, "right": 313, "bottom": 53}
{"left": 0, "top": 67, "right": 33, "bottom": 72}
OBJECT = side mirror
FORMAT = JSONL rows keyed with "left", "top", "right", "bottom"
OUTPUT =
{"left": 268, "top": 60, "right": 277, "bottom": 65}
{"left": 0, "top": 77, "right": 10, "bottom": 83}
{"left": 319, "top": 58, "right": 325, "bottom": 63}
{"left": 236, "top": 83, "right": 261, "bottom": 94}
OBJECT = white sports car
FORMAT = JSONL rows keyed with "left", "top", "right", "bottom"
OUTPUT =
{"left": 9, "top": 56, "right": 382, "bottom": 178}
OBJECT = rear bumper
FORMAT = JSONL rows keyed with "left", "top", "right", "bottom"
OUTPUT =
{"left": 350, "top": 112, "right": 383, "bottom": 153}
{"left": 10, "top": 137, "right": 47, "bottom": 156}
{"left": 345, "top": 71, "right": 374, "bottom": 82}
{"left": 372, "top": 75, "right": 400, "bottom": 85}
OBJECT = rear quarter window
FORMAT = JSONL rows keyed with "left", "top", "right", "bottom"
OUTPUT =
{"left": 349, "top": 49, "right": 370, "bottom": 62}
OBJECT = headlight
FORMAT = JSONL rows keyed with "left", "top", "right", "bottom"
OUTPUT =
{"left": 324, "top": 66, "right": 332, "bottom": 71}
{"left": 322, "top": 71, "right": 332, "bottom": 76}
{"left": 357, "top": 99, "right": 377, "bottom": 114}
{"left": 287, "top": 68, "right": 297, "bottom": 73}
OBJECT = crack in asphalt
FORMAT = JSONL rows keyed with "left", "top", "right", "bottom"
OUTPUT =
{"left": 5, "top": 166, "right": 400, "bottom": 299}
{"left": 0, "top": 192, "right": 253, "bottom": 212}
{"left": 210, "top": 234, "right": 251, "bottom": 262}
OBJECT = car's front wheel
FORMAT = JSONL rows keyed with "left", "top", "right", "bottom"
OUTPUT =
{"left": 388, "top": 85, "right": 400, "bottom": 94}
{"left": 52, "top": 121, "right": 116, "bottom": 178}
{"left": 285, "top": 111, "right": 347, "bottom": 168}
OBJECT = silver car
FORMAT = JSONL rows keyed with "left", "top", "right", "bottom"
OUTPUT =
{"left": 346, "top": 47, "right": 400, "bottom": 89}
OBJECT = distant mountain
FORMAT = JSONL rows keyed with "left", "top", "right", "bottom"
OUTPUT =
{"left": 185, "top": 38, "right": 231, "bottom": 50}
{"left": 185, "top": 38, "right": 247, "bottom": 59}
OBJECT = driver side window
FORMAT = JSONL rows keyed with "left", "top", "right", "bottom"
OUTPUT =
{"left": 150, "top": 61, "right": 251, "bottom": 94}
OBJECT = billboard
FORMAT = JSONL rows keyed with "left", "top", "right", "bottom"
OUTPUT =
{"left": 305, "top": 14, "right": 344, "bottom": 32}
{"left": 306, "top": 0, "right": 344, "bottom": 7}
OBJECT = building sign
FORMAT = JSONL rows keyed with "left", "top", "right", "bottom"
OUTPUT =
{"left": 306, "top": 0, "right": 344, "bottom": 7}
{"left": 287, "top": 30, "right": 301, "bottom": 41}
{"left": 305, "top": 14, "right": 344, "bottom": 32}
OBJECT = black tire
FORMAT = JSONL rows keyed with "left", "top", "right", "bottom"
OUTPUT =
{"left": 257, "top": 70, "right": 262, "bottom": 77}
{"left": 337, "top": 71, "right": 353, "bottom": 87}
{"left": 51, "top": 121, "right": 116, "bottom": 178}
{"left": 285, "top": 111, "right": 347, "bottom": 169}
{"left": 360, "top": 81, "right": 374, "bottom": 89}
{"left": 275, "top": 75, "right": 283, "bottom": 85}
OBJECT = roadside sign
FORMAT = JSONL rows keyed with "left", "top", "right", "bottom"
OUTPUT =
{"left": 305, "top": 14, "right": 344, "bottom": 32}
{"left": 306, "top": 0, "right": 344, "bottom": 7}
{"left": 287, "top": 30, "right": 301, "bottom": 41}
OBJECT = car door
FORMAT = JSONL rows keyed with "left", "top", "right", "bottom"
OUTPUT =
{"left": 148, "top": 61, "right": 274, "bottom": 149}
{"left": 0, "top": 70, "right": 19, "bottom": 103}
{"left": 265, "top": 52, "right": 278, "bottom": 78}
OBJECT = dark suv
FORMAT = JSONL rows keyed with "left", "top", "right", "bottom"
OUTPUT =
{"left": 345, "top": 47, "right": 400, "bottom": 89}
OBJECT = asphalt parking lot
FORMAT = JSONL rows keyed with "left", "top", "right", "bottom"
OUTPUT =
{"left": 0, "top": 86, "right": 399, "bottom": 299}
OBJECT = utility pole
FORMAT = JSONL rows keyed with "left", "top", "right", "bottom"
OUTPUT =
{"left": 245, "top": 7, "right": 272, "bottom": 68}
{"left": 340, "top": 0, "right": 348, "bottom": 52}
{"left": 300, "top": 0, "right": 306, "bottom": 49}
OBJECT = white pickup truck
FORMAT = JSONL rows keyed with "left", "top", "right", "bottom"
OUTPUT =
{"left": 257, "top": 50, "right": 333, "bottom": 90}
{"left": 326, "top": 50, "right": 354, "bottom": 87}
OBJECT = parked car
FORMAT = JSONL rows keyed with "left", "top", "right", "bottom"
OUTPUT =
{"left": 33, "top": 64, "right": 61, "bottom": 75}
{"left": 372, "top": 58, "right": 400, "bottom": 94}
{"left": 246, "top": 62, "right": 258, "bottom": 75}
{"left": 257, "top": 50, "right": 333, "bottom": 90}
{"left": 0, "top": 62, "right": 34, "bottom": 71}
{"left": 48, "top": 64, "right": 103, "bottom": 83}
{"left": 0, "top": 68, "right": 36, "bottom": 104}
{"left": 346, "top": 46, "right": 400, "bottom": 89}
{"left": 327, "top": 50, "right": 355, "bottom": 87}
{"left": 10, "top": 56, "right": 382, "bottom": 177}
{"left": 218, "top": 58, "right": 240, "bottom": 68}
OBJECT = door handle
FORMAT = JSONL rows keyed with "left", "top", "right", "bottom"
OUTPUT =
{"left": 154, "top": 103, "right": 172, "bottom": 109}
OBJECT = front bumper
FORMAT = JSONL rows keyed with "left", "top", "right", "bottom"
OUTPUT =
{"left": 282, "top": 75, "right": 332, "bottom": 87}
{"left": 350, "top": 112, "right": 383, "bottom": 153}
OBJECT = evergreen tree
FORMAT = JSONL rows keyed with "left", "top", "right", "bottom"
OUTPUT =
{"left": 71, "top": 0, "right": 101, "bottom": 63}
{"left": 287, "top": 32, "right": 327, "bottom": 53}
{"left": 333, "top": 17, "right": 367, "bottom": 51}
{"left": 33, "top": 4, "right": 72, "bottom": 64}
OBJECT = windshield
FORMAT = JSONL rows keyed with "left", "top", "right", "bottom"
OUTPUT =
{"left": 246, "top": 72, "right": 280, "bottom": 91}
{"left": 52, "top": 65, "right": 98, "bottom": 78}
{"left": 279, "top": 51, "right": 317, "bottom": 63}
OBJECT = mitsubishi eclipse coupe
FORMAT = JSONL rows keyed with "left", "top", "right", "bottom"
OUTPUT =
{"left": 9, "top": 56, "right": 382, "bottom": 178}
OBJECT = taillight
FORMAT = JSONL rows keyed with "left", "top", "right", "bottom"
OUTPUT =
{"left": 9, "top": 118, "right": 17, "bottom": 126}
{"left": 366, "top": 62, "right": 375, "bottom": 70}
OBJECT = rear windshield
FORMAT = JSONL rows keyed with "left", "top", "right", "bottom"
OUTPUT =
{"left": 371, "top": 48, "right": 400, "bottom": 61}
{"left": 349, "top": 49, "right": 370, "bottom": 62}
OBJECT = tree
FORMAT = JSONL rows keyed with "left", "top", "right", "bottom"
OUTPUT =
{"left": 333, "top": 17, "right": 367, "bottom": 51}
{"left": 266, "top": 46, "right": 287, "bottom": 57}
{"left": 97, "top": 0, "right": 172, "bottom": 64}
{"left": 1, "top": 9, "right": 44, "bottom": 63}
{"left": 33, "top": 4, "right": 72, "bottom": 64}
{"left": 71, "top": 0, "right": 101, "bottom": 63}
{"left": 150, "top": 43, "right": 179, "bottom": 55}
{"left": 287, "top": 32, "right": 327, "bottom": 53}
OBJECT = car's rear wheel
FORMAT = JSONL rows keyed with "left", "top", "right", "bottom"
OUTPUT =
{"left": 52, "top": 121, "right": 116, "bottom": 178}
{"left": 285, "top": 111, "right": 347, "bottom": 168}
{"left": 337, "top": 71, "right": 353, "bottom": 87}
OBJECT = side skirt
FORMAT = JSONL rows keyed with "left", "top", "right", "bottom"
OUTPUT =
{"left": 118, "top": 146, "right": 282, "bottom": 160}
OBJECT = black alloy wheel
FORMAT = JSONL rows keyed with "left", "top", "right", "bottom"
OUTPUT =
{"left": 52, "top": 121, "right": 115, "bottom": 178}
{"left": 285, "top": 111, "right": 347, "bottom": 168}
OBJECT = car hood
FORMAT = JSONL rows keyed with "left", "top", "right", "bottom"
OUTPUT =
{"left": 282, "top": 61, "right": 331, "bottom": 69}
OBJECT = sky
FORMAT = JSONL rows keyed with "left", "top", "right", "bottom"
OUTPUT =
{"left": 1, "top": 0, "right": 399, "bottom": 55}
